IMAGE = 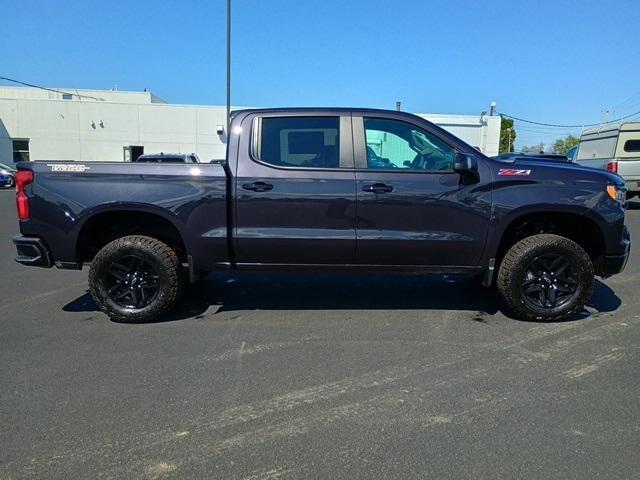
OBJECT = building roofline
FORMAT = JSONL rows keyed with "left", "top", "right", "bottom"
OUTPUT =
{"left": 0, "top": 87, "right": 491, "bottom": 120}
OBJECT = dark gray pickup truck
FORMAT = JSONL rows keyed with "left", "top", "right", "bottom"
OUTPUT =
{"left": 13, "top": 108, "right": 630, "bottom": 322}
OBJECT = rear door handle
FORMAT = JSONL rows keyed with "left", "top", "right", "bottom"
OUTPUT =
{"left": 242, "top": 181, "right": 274, "bottom": 192}
{"left": 362, "top": 183, "right": 393, "bottom": 194}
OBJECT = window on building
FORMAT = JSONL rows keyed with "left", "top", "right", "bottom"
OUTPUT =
{"left": 259, "top": 117, "right": 341, "bottom": 168}
{"left": 364, "top": 118, "right": 455, "bottom": 172}
{"left": 623, "top": 139, "right": 640, "bottom": 152}
{"left": 62, "top": 93, "right": 73, "bottom": 100}
{"left": 12, "top": 140, "right": 30, "bottom": 163}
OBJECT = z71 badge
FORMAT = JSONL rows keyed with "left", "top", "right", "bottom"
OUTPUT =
{"left": 498, "top": 168, "right": 531, "bottom": 176}
{"left": 47, "top": 164, "right": 91, "bottom": 172}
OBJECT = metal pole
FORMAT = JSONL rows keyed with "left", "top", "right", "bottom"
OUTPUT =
{"left": 226, "top": 0, "right": 231, "bottom": 134}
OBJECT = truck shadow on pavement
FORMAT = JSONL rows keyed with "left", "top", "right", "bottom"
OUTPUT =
{"left": 63, "top": 272, "right": 621, "bottom": 323}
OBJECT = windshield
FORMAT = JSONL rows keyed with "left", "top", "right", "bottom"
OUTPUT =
{"left": 0, "top": 163, "right": 16, "bottom": 172}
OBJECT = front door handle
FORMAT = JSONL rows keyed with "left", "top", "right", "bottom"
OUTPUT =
{"left": 242, "top": 181, "right": 274, "bottom": 192}
{"left": 362, "top": 183, "right": 393, "bottom": 194}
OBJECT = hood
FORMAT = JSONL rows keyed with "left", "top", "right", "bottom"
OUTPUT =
{"left": 498, "top": 157, "right": 626, "bottom": 187}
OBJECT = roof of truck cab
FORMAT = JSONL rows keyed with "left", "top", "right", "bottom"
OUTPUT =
{"left": 233, "top": 107, "right": 423, "bottom": 116}
{"left": 230, "top": 107, "right": 442, "bottom": 128}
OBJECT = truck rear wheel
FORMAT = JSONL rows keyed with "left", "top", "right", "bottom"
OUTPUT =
{"left": 496, "top": 234, "right": 594, "bottom": 322}
{"left": 88, "top": 235, "right": 182, "bottom": 323}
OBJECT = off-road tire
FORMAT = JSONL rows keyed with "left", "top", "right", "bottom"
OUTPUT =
{"left": 497, "top": 234, "right": 594, "bottom": 322}
{"left": 89, "top": 235, "right": 182, "bottom": 323}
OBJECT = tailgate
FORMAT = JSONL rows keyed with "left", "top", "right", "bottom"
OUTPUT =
{"left": 617, "top": 158, "right": 640, "bottom": 188}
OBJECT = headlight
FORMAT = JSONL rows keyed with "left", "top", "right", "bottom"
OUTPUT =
{"left": 606, "top": 185, "right": 626, "bottom": 204}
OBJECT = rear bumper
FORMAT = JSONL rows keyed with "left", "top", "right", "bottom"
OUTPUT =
{"left": 624, "top": 180, "right": 640, "bottom": 193}
{"left": 13, "top": 235, "right": 53, "bottom": 268}
{"left": 602, "top": 225, "right": 630, "bottom": 276}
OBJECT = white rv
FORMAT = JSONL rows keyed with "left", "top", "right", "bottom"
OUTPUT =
{"left": 575, "top": 122, "right": 640, "bottom": 197}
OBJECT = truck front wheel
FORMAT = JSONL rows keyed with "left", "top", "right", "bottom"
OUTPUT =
{"left": 88, "top": 235, "right": 182, "bottom": 323}
{"left": 496, "top": 234, "right": 594, "bottom": 322}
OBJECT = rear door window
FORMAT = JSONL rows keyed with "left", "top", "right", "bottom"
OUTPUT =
{"left": 258, "top": 117, "right": 342, "bottom": 168}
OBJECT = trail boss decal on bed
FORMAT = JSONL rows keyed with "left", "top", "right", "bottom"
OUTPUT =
{"left": 47, "top": 164, "right": 91, "bottom": 172}
{"left": 498, "top": 168, "right": 532, "bottom": 176}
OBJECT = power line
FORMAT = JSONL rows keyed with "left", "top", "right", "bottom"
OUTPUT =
{"left": 515, "top": 125, "right": 579, "bottom": 133}
{"left": 0, "top": 75, "right": 104, "bottom": 101}
{"left": 501, "top": 110, "right": 640, "bottom": 128}
{"left": 618, "top": 98, "right": 640, "bottom": 115}
{"left": 612, "top": 90, "right": 640, "bottom": 110}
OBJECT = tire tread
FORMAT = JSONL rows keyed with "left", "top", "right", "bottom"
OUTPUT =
{"left": 88, "top": 235, "right": 182, "bottom": 323}
{"left": 497, "top": 234, "right": 594, "bottom": 322}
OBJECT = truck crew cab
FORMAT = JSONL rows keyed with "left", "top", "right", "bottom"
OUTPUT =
{"left": 12, "top": 108, "right": 630, "bottom": 322}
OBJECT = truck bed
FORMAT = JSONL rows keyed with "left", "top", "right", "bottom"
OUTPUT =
{"left": 19, "top": 161, "right": 230, "bottom": 271}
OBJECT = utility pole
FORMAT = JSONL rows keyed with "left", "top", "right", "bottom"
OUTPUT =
{"left": 507, "top": 127, "right": 512, "bottom": 152}
{"left": 226, "top": 0, "right": 231, "bottom": 134}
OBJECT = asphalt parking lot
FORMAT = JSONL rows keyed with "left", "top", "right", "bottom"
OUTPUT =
{"left": 1, "top": 189, "right": 639, "bottom": 480}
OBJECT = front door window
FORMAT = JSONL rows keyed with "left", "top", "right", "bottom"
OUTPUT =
{"left": 364, "top": 118, "right": 455, "bottom": 172}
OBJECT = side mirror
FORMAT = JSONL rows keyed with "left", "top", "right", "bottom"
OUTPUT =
{"left": 453, "top": 153, "right": 479, "bottom": 182}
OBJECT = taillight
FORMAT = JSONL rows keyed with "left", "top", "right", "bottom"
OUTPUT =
{"left": 16, "top": 170, "right": 34, "bottom": 220}
{"left": 607, "top": 161, "right": 618, "bottom": 174}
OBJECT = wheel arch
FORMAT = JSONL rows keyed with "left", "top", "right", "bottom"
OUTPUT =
{"left": 75, "top": 206, "right": 189, "bottom": 263}
{"left": 490, "top": 207, "right": 607, "bottom": 275}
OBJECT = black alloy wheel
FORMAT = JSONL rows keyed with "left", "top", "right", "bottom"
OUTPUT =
{"left": 496, "top": 234, "right": 595, "bottom": 322}
{"left": 106, "top": 255, "right": 161, "bottom": 309}
{"left": 521, "top": 254, "right": 578, "bottom": 309}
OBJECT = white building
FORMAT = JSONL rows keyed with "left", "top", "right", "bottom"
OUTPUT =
{"left": 0, "top": 86, "right": 501, "bottom": 164}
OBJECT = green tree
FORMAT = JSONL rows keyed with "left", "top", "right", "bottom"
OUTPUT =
{"left": 552, "top": 135, "right": 580, "bottom": 155}
{"left": 499, "top": 118, "right": 516, "bottom": 154}
{"left": 521, "top": 143, "right": 545, "bottom": 154}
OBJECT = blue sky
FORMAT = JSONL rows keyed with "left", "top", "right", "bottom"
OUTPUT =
{"left": 1, "top": 0, "right": 639, "bottom": 148}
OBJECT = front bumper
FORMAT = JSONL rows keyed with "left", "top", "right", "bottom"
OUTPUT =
{"left": 602, "top": 225, "right": 630, "bottom": 276}
{"left": 13, "top": 235, "right": 53, "bottom": 268}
